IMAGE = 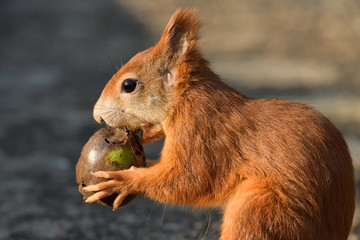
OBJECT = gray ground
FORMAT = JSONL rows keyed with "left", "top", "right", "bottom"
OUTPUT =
{"left": 0, "top": 0, "right": 359, "bottom": 239}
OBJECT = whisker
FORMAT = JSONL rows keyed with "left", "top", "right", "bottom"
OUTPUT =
{"left": 208, "top": 213, "right": 221, "bottom": 237}
{"left": 93, "top": 110, "right": 114, "bottom": 120}
{"left": 158, "top": 204, "right": 167, "bottom": 231}
{"left": 67, "top": 107, "right": 94, "bottom": 112}
{"left": 145, "top": 203, "right": 155, "bottom": 225}
{"left": 108, "top": 56, "right": 118, "bottom": 75}
{"left": 94, "top": 108, "right": 114, "bottom": 115}
{"left": 94, "top": 105, "right": 118, "bottom": 111}
{"left": 203, "top": 210, "right": 212, "bottom": 240}
{"left": 95, "top": 104, "right": 118, "bottom": 109}
{"left": 101, "top": 71, "right": 113, "bottom": 79}
{"left": 106, "top": 110, "right": 119, "bottom": 127}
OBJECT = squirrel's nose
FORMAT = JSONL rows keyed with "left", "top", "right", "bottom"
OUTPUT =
{"left": 94, "top": 114, "right": 104, "bottom": 124}
{"left": 93, "top": 102, "right": 104, "bottom": 123}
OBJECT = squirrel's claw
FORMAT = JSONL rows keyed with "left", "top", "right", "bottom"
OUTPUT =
{"left": 90, "top": 170, "right": 122, "bottom": 179}
{"left": 83, "top": 170, "right": 132, "bottom": 206}
{"left": 112, "top": 191, "right": 129, "bottom": 211}
{"left": 85, "top": 188, "right": 114, "bottom": 203}
{"left": 83, "top": 179, "right": 118, "bottom": 192}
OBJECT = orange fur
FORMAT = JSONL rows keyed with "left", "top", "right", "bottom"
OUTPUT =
{"left": 86, "top": 8, "right": 355, "bottom": 240}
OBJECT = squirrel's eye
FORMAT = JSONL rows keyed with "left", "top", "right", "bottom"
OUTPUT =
{"left": 122, "top": 79, "right": 138, "bottom": 93}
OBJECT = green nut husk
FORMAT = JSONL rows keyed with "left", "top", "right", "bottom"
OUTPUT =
{"left": 106, "top": 147, "right": 134, "bottom": 168}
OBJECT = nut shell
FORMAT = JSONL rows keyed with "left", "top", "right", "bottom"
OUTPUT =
{"left": 76, "top": 128, "right": 146, "bottom": 207}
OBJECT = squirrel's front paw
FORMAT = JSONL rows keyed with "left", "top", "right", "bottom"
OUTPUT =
{"left": 83, "top": 170, "right": 134, "bottom": 210}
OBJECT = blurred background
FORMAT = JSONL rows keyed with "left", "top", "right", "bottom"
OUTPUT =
{"left": 0, "top": 0, "right": 359, "bottom": 239}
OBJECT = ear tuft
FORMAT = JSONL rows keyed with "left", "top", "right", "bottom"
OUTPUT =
{"left": 165, "top": 8, "right": 200, "bottom": 42}
{"left": 155, "top": 8, "right": 200, "bottom": 63}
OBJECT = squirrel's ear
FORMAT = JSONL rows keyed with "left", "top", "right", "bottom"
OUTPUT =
{"left": 155, "top": 8, "right": 200, "bottom": 64}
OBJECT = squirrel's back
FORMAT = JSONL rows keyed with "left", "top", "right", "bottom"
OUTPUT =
{"left": 164, "top": 76, "right": 355, "bottom": 239}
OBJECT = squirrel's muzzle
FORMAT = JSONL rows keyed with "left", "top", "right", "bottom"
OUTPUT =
{"left": 93, "top": 100, "right": 106, "bottom": 124}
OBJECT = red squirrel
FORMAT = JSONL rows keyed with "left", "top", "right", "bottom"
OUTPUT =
{"left": 83, "top": 8, "right": 355, "bottom": 240}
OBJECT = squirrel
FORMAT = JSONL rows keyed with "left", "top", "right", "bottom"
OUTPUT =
{"left": 83, "top": 8, "right": 355, "bottom": 240}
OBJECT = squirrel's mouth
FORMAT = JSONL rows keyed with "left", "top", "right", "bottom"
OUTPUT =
{"left": 120, "top": 126, "right": 142, "bottom": 134}
{"left": 100, "top": 116, "right": 154, "bottom": 142}
{"left": 104, "top": 125, "right": 141, "bottom": 134}
{"left": 100, "top": 116, "right": 144, "bottom": 134}
{"left": 103, "top": 126, "right": 143, "bottom": 142}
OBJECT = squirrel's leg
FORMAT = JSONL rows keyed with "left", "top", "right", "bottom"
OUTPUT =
{"left": 83, "top": 162, "right": 216, "bottom": 208}
{"left": 220, "top": 180, "right": 317, "bottom": 240}
{"left": 220, "top": 180, "right": 261, "bottom": 240}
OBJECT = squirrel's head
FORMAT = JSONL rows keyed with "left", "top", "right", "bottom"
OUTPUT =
{"left": 93, "top": 8, "right": 201, "bottom": 132}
